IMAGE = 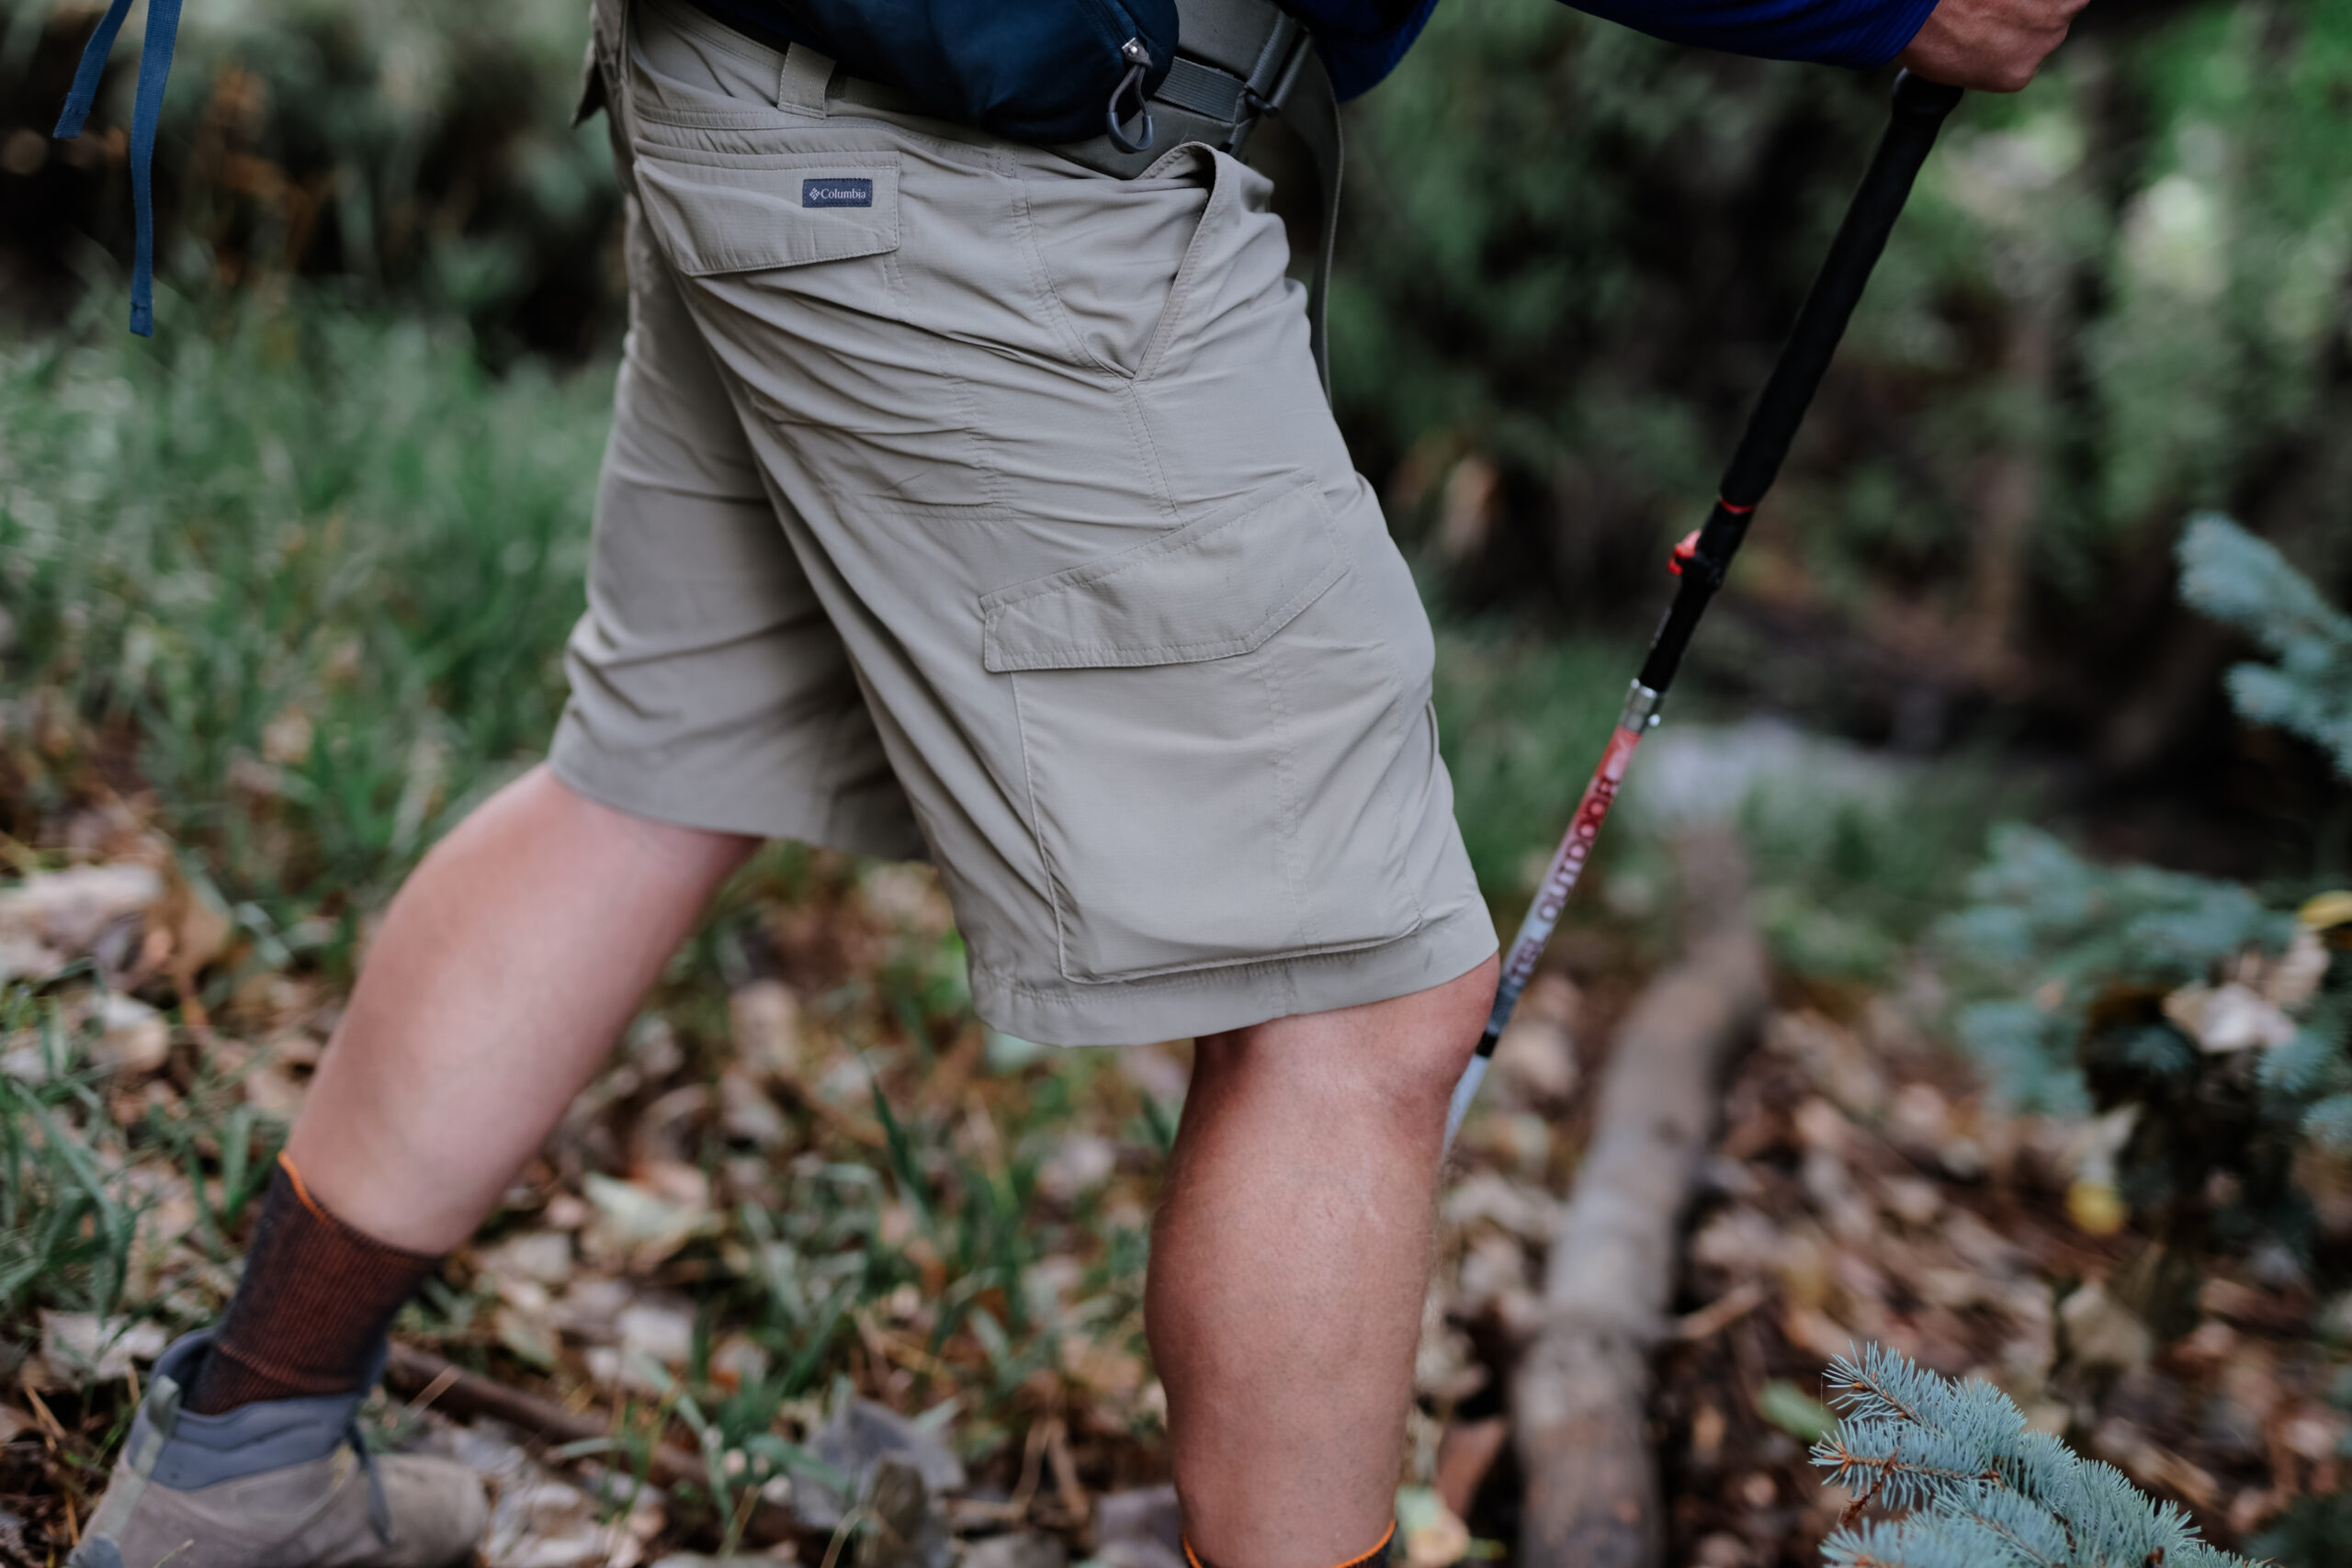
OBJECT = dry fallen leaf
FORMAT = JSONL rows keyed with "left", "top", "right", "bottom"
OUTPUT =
{"left": 707, "top": 1334, "right": 770, "bottom": 1392}
{"left": 1038, "top": 1134, "right": 1119, "bottom": 1206}
{"left": 35, "top": 1311, "right": 168, "bottom": 1387}
{"left": 476, "top": 1229, "right": 576, "bottom": 1289}
{"left": 93, "top": 992, "right": 170, "bottom": 1075}
{"left": 582, "top": 1169, "right": 712, "bottom": 1269}
{"left": 1395, "top": 1483, "right": 1473, "bottom": 1568}
{"left": 493, "top": 1303, "right": 560, "bottom": 1369}
{"left": 615, "top": 1297, "right": 696, "bottom": 1369}
{"left": 161, "top": 863, "right": 235, "bottom": 983}
{"left": 2261, "top": 928, "right": 2332, "bottom": 1010}
{"left": 717, "top": 1068, "right": 787, "bottom": 1146}
{"left": 1442, "top": 1171, "right": 1561, "bottom": 1244}
{"left": 2299, "top": 890, "right": 2352, "bottom": 931}
{"left": 0, "top": 863, "right": 164, "bottom": 984}
{"left": 2163, "top": 982, "right": 2297, "bottom": 1053}
{"left": 2058, "top": 1282, "right": 2152, "bottom": 1374}
{"left": 485, "top": 1473, "right": 658, "bottom": 1568}
{"left": 1491, "top": 973, "right": 1577, "bottom": 1105}
{"left": 729, "top": 980, "right": 804, "bottom": 1080}
{"left": 1432, "top": 1416, "right": 1509, "bottom": 1517}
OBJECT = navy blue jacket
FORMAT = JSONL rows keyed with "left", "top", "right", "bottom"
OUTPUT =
{"left": 1301, "top": 0, "right": 1937, "bottom": 98}
{"left": 691, "top": 0, "right": 1941, "bottom": 101}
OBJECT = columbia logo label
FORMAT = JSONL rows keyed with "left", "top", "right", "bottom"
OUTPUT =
{"left": 803, "top": 177, "right": 873, "bottom": 209}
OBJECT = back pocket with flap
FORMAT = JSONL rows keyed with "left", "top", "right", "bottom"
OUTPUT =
{"left": 982, "top": 479, "right": 1422, "bottom": 984}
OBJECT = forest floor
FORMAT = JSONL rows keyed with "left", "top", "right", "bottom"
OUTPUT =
{"left": 2, "top": 783, "right": 2345, "bottom": 1568}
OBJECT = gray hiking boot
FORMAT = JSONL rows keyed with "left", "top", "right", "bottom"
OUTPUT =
{"left": 69, "top": 1330, "right": 487, "bottom": 1568}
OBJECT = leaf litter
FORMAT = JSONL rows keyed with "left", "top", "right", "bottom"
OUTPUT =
{"left": 1, "top": 801, "right": 2344, "bottom": 1567}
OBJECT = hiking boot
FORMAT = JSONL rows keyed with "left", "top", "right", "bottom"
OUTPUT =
{"left": 68, "top": 1330, "right": 487, "bottom": 1568}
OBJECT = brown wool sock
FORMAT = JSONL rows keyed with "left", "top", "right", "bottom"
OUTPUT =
{"left": 1182, "top": 1522, "right": 1396, "bottom": 1568}
{"left": 187, "top": 1154, "right": 446, "bottom": 1416}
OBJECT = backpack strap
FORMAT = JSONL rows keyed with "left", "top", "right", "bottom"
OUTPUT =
{"left": 1280, "top": 53, "right": 1343, "bottom": 402}
{"left": 53, "top": 0, "right": 187, "bottom": 336}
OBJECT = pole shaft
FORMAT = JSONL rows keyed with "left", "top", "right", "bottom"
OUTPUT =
{"left": 1638, "top": 72, "right": 1963, "bottom": 699}
{"left": 1445, "top": 73, "right": 1962, "bottom": 1148}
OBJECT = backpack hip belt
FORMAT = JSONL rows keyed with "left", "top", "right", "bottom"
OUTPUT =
{"left": 581, "top": 0, "right": 1343, "bottom": 396}
{"left": 1060, "top": 0, "right": 1344, "bottom": 396}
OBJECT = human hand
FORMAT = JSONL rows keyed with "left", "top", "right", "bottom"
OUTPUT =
{"left": 1894, "top": 0, "right": 2087, "bottom": 92}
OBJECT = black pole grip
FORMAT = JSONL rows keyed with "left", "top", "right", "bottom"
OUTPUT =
{"left": 1719, "top": 71, "right": 1962, "bottom": 507}
{"left": 1634, "top": 71, "right": 1962, "bottom": 696}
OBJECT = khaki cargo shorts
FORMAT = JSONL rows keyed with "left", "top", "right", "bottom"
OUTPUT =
{"left": 551, "top": 0, "right": 1497, "bottom": 1045}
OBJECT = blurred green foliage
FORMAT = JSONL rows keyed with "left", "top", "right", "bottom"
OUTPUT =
{"left": 0, "top": 301, "right": 609, "bottom": 953}
{"left": 1738, "top": 757, "right": 2012, "bottom": 982}
{"left": 1430, "top": 624, "right": 1627, "bottom": 895}
{"left": 5, "top": 0, "right": 2349, "bottom": 946}
{"left": 1939, "top": 518, "right": 2351, "bottom": 1296}
{"left": 1338, "top": 0, "right": 2352, "bottom": 782}
{"left": 0, "top": 994, "right": 141, "bottom": 1330}
{"left": 1944, "top": 822, "right": 2302, "bottom": 1114}
{"left": 2256, "top": 1488, "right": 2352, "bottom": 1568}
{"left": 2, "top": 0, "right": 616, "bottom": 350}
{"left": 2181, "top": 513, "right": 2352, "bottom": 782}
{"left": 6, "top": 0, "right": 2348, "bottom": 807}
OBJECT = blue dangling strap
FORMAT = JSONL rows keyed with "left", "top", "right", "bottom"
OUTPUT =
{"left": 52, "top": 0, "right": 185, "bottom": 336}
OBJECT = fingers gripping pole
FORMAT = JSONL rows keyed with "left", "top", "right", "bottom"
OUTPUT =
{"left": 1442, "top": 73, "right": 1963, "bottom": 1151}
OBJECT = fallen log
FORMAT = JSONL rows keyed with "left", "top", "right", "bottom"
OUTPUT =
{"left": 1510, "top": 836, "right": 1769, "bottom": 1568}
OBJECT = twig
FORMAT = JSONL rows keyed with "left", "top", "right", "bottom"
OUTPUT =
{"left": 20, "top": 1387, "right": 67, "bottom": 1448}
{"left": 818, "top": 1505, "right": 878, "bottom": 1568}
{"left": 401, "top": 1363, "right": 461, "bottom": 1419}
{"left": 1012, "top": 1411, "right": 1051, "bottom": 1522}
{"left": 1670, "top": 1280, "right": 1767, "bottom": 1343}
{"left": 1044, "top": 1416, "right": 1090, "bottom": 1530}
{"left": 380, "top": 1342, "right": 799, "bottom": 1544}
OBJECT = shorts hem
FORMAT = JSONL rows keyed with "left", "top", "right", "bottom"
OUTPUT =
{"left": 972, "top": 895, "right": 1498, "bottom": 1047}
{"left": 549, "top": 715, "right": 927, "bottom": 862}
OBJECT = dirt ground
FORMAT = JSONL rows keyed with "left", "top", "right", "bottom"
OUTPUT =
{"left": 2, "top": 810, "right": 2341, "bottom": 1568}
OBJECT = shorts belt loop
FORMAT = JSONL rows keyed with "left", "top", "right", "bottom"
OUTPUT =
{"left": 776, "top": 44, "right": 835, "bottom": 117}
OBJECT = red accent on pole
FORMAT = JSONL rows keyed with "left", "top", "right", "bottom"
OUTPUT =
{"left": 1490, "top": 721, "right": 1645, "bottom": 1003}
{"left": 1668, "top": 529, "right": 1702, "bottom": 576}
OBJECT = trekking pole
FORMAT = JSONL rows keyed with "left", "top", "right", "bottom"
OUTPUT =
{"left": 1443, "top": 70, "right": 1964, "bottom": 1146}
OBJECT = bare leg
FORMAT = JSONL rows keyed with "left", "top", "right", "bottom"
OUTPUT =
{"left": 1147, "top": 956, "right": 1498, "bottom": 1568}
{"left": 286, "top": 765, "right": 757, "bottom": 1252}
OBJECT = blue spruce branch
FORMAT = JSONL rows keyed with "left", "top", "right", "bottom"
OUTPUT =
{"left": 1811, "top": 1346, "right": 2256, "bottom": 1567}
{"left": 2178, "top": 513, "right": 2352, "bottom": 781}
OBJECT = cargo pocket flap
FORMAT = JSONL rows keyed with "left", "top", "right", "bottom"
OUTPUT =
{"left": 982, "top": 480, "right": 1344, "bottom": 672}
{"left": 634, "top": 152, "right": 900, "bottom": 276}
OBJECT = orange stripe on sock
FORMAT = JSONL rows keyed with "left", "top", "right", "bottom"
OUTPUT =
{"left": 1336, "top": 1522, "right": 1397, "bottom": 1568}
{"left": 1182, "top": 1521, "right": 1396, "bottom": 1568}
{"left": 277, "top": 1151, "right": 329, "bottom": 1221}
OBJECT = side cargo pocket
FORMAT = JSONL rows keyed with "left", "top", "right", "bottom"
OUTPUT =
{"left": 982, "top": 479, "right": 1424, "bottom": 984}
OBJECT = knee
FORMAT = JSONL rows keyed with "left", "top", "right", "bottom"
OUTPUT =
{"left": 1386, "top": 954, "right": 1498, "bottom": 1109}
{"left": 1199, "top": 953, "right": 1498, "bottom": 1130}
